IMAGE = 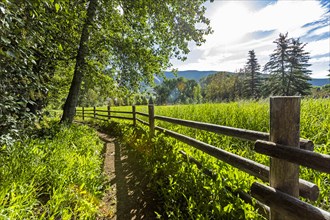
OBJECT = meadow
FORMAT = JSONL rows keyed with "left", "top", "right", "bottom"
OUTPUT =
{"left": 79, "top": 98, "right": 330, "bottom": 218}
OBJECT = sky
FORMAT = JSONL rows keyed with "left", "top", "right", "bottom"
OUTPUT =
{"left": 170, "top": 0, "right": 330, "bottom": 78}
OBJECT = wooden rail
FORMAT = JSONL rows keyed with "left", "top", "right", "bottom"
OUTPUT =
{"left": 154, "top": 115, "right": 313, "bottom": 151}
{"left": 251, "top": 182, "right": 330, "bottom": 220}
{"left": 255, "top": 140, "right": 330, "bottom": 174}
{"left": 154, "top": 125, "right": 318, "bottom": 201}
{"left": 75, "top": 97, "right": 330, "bottom": 219}
{"left": 136, "top": 111, "right": 149, "bottom": 117}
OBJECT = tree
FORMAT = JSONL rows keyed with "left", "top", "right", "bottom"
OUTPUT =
{"left": 201, "top": 72, "right": 237, "bottom": 102}
{"left": 60, "top": 0, "right": 212, "bottom": 123}
{"left": 286, "top": 38, "right": 311, "bottom": 95}
{"left": 0, "top": 0, "right": 94, "bottom": 143}
{"left": 154, "top": 77, "right": 201, "bottom": 105}
{"left": 264, "top": 33, "right": 312, "bottom": 96}
{"left": 60, "top": 0, "right": 98, "bottom": 123}
{"left": 193, "top": 84, "right": 202, "bottom": 103}
{"left": 0, "top": 1, "right": 67, "bottom": 143}
{"left": 233, "top": 68, "right": 246, "bottom": 99}
{"left": 264, "top": 33, "right": 291, "bottom": 95}
{"left": 243, "top": 50, "right": 262, "bottom": 98}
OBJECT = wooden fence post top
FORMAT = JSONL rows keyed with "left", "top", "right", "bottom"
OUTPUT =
{"left": 132, "top": 105, "right": 136, "bottom": 126}
{"left": 148, "top": 97, "right": 154, "bottom": 105}
{"left": 148, "top": 98, "right": 155, "bottom": 137}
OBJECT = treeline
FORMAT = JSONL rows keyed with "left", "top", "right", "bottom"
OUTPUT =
{"left": 154, "top": 33, "right": 319, "bottom": 105}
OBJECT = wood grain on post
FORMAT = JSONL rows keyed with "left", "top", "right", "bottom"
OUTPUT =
{"left": 132, "top": 105, "right": 136, "bottom": 126}
{"left": 270, "top": 96, "right": 300, "bottom": 220}
{"left": 148, "top": 98, "right": 155, "bottom": 138}
{"left": 107, "top": 105, "right": 111, "bottom": 120}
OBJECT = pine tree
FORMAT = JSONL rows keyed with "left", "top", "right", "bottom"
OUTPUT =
{"left": 264, "top": 33, "right": 312, "bottom": 96}
{"left": 264, "top": 33, "right": 291, "bottom": 95}
{"left": 286, "top": 38, "right": 312, "bottom": 95}
{"left": 243, "top": 50, "right": 262, "bottom": 98}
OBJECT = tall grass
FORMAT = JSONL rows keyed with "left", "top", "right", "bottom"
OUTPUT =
{"left": 0, "top": 121, "right": 108, "bottom": 219}
{"left": 150, "top": 99, "right": 330, "bottom": 210}
{"left": 78, "top": 99, "right": 329, "bottom": 217}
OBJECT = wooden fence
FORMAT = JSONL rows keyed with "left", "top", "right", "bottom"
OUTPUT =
{"left": 75, "top": 97, "right": 330, "bottom": 220}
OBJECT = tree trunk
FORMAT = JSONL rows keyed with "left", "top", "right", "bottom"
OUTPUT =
{"left": 60, "top": 0, "right": 98, "bottom": 124}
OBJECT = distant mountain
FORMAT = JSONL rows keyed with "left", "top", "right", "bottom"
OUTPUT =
{"left": 156, "top": 70, "right": 329, "bottom": 87}
{"left": 309, "top": 78, "right": 330, "bottom": 87}
{"left": 155, "top": 70, "right": 218, "bottom": 83}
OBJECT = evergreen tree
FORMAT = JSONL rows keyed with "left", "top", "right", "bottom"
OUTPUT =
{"left": 243, "top": 50, "right": 262, "bottom": 98}
{"left": 264, "top": 33, "right": 312, "bottom": 96}
{"left": 264, "top": 33, "right": 291, "bottom": 95}
{"left": 286, "top": 38, "right": 312, "bottom": 95}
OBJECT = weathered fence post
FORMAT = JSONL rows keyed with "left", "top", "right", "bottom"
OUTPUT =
{"left": 82, "top": 107, "right": 84, "bottom": 120}
{"left": 107, "top": 105, "right": 111, "bottom": 120}
{"left": 93, "top": 106, "right": 96, "bottom": 119}
{"left": 148, "top": 98, "right": 155, "bottom": 137}
{"left": 270, "top": 96, "right": 300, "bottom": 220}
{"left": 132, "top": 105, "right": 136, "bottom": 126}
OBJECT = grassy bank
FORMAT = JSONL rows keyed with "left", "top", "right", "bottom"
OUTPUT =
{"left": 0, "top": 121, "right": 109, "bottom": 219}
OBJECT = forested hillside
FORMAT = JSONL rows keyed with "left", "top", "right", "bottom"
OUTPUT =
{"left": 159, "top": 70, "right": 329, "bottom": 87}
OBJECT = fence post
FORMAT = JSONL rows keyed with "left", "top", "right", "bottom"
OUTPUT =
{"left": 132, "top": 105, "right": 136, "bottom": 126}
{"left": 107, "top": 105, "right": 111, "bottom": 120}
{"left": 148, "top": 98, "right": 155, "bottom": 137}
{"left": 269, "top": 96, "right": 300, "bottom": 220}
{"left": 93, "top": 106, "right": 96, "bottom": 119}
{"left": 82, "top": 107, "right": 84, "bottom": 120}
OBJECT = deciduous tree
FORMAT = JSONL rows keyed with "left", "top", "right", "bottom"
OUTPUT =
{"left": 60, "top": 0, "right": 212, "bottom": 123}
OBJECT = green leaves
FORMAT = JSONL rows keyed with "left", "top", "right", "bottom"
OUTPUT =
{"left": 55, "top": 3, "right": 60, "bottom": 12}
{"left": 58, "top": 43, "right": 63, "bottom": 51}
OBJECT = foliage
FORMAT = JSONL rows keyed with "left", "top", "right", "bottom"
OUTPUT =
{"left": 0, "top": 0, "right": 87, "bottom": 143}
{"left": 61, "top": 0, "right": 213, "bottom": 123}
{"left": 154, "top": 77, "right": 202, "bottom": 105}
{"left": 264, "top": 33, "right": 312, "bottom": 96}
{"left": 311, "top": 85, "right": 330, "bottom": 98}
{"left": 201, "top": 72, "right": 241, "bottom": 102}
{"left": 0, "top": 121, "right": 108, "bottom": 219}
{"left": 243, "top": 50, "right": 262, "bottom": 99}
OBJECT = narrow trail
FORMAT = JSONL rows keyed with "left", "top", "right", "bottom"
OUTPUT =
{"left": 97, "top": 131, "right": 157, "bottom": 220}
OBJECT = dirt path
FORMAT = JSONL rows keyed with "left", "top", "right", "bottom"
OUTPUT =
{"left": 98, "top": 131, "right": 157, "bottom": 220}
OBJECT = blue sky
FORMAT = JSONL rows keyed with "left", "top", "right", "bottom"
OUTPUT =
{"left": 171, "top": 0, "right": 330, "bottom": 78}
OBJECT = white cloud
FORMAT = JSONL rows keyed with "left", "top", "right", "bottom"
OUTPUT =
{"left": 310, "top": 56, "right": 329, "bottom": 63}
{"left": 305, "top": 38, "right": 330, "bottom": 56}
{"left": 171, "top": 0, "right": 329, "bottom": 78}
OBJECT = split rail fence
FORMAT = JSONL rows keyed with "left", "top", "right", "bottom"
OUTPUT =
{"left": 76, "top": 97, "right": 330, "bottom": 220}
